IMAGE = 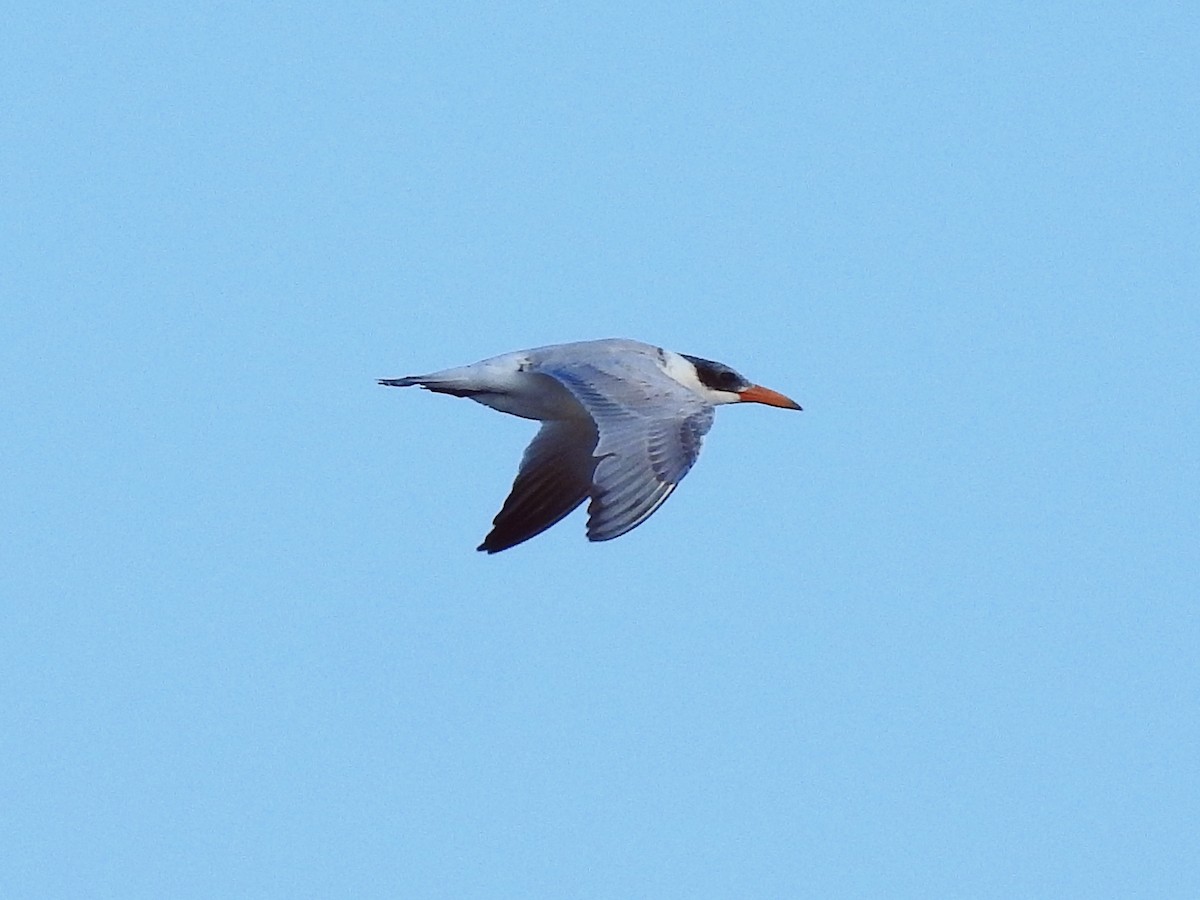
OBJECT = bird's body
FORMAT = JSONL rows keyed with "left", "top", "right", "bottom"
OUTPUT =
{"left": 379, "top": 338, "right": 801, "bottom": 553}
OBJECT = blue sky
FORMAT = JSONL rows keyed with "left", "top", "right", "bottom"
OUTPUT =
{"left": 3, "top": 3, "right": 1198, "bottom": 896}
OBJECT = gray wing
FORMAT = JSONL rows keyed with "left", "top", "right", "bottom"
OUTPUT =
{"left": 477, "top": 418, "right": 598, "bottom": 553}
{"left": 542, "top": 359, "right": 715, "bottom": 543}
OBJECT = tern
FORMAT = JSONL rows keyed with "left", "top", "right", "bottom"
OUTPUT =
{"left": 379, "top": 338, "right": 801, "bottom": 553}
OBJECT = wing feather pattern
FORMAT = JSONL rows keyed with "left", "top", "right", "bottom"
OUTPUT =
{"left": 541, "top": 357, "right": 715, "bottom": 543}
{"left": 478, "top": 419, "right": 598, "bottom": 553}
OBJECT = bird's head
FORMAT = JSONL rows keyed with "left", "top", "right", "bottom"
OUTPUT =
{"left": 680, "top": 354, "right": 802, "bottom": 409}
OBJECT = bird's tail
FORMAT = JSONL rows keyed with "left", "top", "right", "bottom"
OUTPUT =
{"left": 377, "top": 370, "right": 486, "bottom": 399}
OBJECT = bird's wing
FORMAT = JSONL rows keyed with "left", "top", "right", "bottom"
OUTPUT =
{"left": 477, "top": 418, "right": 598, "bottom": 553}
{"left": 539, "top": 358, "right": 715, "bottom": 543}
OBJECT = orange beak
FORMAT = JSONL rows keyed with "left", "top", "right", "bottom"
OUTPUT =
{"left": 738, "top": 384, "right": 802, "bottom": 410}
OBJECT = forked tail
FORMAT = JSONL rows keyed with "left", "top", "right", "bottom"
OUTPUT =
{"left": 377, "top": 374, "right": 484, "bottom": 398}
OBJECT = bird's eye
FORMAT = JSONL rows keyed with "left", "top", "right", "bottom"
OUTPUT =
{"left": 719, "top": 371, "right": 740, "bottom": 389}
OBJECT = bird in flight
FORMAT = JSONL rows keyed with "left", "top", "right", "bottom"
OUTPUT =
{"left": 379, "top": 338, "right": 801, "bottom": 553}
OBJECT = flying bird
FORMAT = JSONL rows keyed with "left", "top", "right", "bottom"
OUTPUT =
{"left": 379, "top": 338, "right": 801, "bottom": 553}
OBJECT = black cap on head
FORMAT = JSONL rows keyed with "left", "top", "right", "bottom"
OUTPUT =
{"left": 681, "top": 354, "right": 750, "bottom": 393}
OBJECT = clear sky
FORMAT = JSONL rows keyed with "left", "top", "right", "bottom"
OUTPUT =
{"left": 4, "top": 3, "right": 1198, "bottom": 897}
